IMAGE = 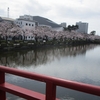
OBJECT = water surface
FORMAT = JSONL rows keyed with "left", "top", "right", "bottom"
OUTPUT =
{"left": 0, "top": 44, "right": 100, "bottom": 100}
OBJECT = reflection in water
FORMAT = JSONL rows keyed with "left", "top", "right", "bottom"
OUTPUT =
{"left": 0, "top": 44, "right": 98, "bottom": 67}
{"left": 0, "top": 44, "right": 100, "bottom": 100}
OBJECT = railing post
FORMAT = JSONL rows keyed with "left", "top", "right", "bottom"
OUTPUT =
{"left": 0, "top": 71, "right": 6, "bottom": 100}
{"left": 46, "top": 82, "right": 56, "bottom": 100}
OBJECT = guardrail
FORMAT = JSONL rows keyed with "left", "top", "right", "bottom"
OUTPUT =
{"left": 0, "top": 66, "right": 100, "bottom": 100}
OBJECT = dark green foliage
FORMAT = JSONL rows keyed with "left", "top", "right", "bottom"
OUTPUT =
{"left": 64, "top": 25, "right": 79, "bottom": 32}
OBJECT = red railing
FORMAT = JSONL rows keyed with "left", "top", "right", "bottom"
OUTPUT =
{"left": 0, "top": 66, "right": 100, "bottom": 100}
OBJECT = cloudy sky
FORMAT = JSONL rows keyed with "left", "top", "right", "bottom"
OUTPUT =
{"left": 0, "top": 0, "right": 100, "bottom": 35}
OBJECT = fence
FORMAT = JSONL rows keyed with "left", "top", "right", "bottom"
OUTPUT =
{"left": 0, "top": 66, "right": 100, "bottom": 100}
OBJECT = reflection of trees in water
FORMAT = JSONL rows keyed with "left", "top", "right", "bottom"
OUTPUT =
{"left": 0, "top": 44, "right": 99, "bottom": 67}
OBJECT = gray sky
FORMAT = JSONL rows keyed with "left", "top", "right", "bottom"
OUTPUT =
{"left": 0, "top": 0, "right": 100, "bottom": 35}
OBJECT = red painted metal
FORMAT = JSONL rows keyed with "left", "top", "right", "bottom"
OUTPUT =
{"left": 0, "top": 66, "right": 100, "bottom": 100}
{"left": 0, "top": 71, "right": 6, "bottom": 100}
{"left": 0, "top": 82, "right": 45, "bottom": 100}
{"left": 0, "top": 71, "right": 5, "bottom": 84}
{"left": 46, "top": 82, "right": 56, "bottom": 100}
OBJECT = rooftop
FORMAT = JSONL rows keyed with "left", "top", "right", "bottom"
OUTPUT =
{"left": 0, "top": 17, "right": 15, "bottom": 22}
{"left": 33, "top": 16, "right": 62, "bottom": 28}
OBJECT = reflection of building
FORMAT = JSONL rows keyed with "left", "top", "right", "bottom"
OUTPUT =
{"left": 76, "top": 21, "right": 88, "bottom": 34}
{"left": 0, "top": 44, "right": 97, "bottom": 67}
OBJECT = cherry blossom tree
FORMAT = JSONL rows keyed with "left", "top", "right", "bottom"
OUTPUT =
{"left": 0, "top": 21, "right": 100, "bottom": 44}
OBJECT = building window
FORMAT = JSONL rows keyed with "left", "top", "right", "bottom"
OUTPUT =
{"left": 32, "top": 24, "right": 34, "bottom": 26}
{"left": 26, "top": 23, "right": 28, "bottom": 26}
{"left": 29, "top": 24, "right": 31, "bottom": 26}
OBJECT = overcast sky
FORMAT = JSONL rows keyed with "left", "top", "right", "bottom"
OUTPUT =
{"left": 0, "top": 0, "right": 100, "bottom": 35}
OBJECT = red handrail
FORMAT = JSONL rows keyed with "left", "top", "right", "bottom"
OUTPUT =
{"left": 0, "top": 65, "right": 100, "bottom": 100}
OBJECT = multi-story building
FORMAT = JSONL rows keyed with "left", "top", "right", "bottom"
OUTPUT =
{"left": 60, "top": 22, "right": 67, "bottom": 28}
{"left": 15, "top": 15, "right": 37, "bottom": 29}
{"left": 76, "top": 21, "right": 88, "bottom": 34}
{"left": 33, "top": 16, "right": 63, "bottom": 31}
{"left": 15, "top": 15, "right": 64, "bottom": 31}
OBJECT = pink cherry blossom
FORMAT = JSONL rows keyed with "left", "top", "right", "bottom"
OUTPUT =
{"left": 0, "top": 21, "right": 100, "bottom": 42}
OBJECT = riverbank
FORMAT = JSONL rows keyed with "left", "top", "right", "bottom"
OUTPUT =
{"left": 0, "top": 39, "right": 100, "bottom": 51}
{"left": 1, "top": 21, "right": 100, "bottom": 51}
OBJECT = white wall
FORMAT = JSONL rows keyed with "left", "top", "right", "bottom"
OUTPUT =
{"left": 61, "top": 22, "right": 67, "bottom": 28}
{"left": 76, "top": 22, "right": 88, "bottom": 34}
{"left": 24, "top": 36, "right": 35, "bottom": 40}
{"left": 15, "top": 19, "right": 35, "bottom": 29}
{"left": 52, "top": 27, "right": 63, "bottom": 31}
{"left": 20, "top": 15, "right": 33, "bottom": 21}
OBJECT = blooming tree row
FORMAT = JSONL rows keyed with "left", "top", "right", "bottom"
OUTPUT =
{"left": 0, "top": 21, "right": 100, "bottom": 41}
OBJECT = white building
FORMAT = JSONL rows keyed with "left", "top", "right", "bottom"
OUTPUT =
{"left": 76, "top": 21, "right": 88, "bottom": 34}
{"left": 0, "top": 16, "right": 15, "bottom": 23}
{"left": 20, "top": 15, "right": 33, "bottom": 20}
{"left": 15, "top": 15, "right": 36, "bottom": 30}
{"left": 60, "top": 22, "right": 67, "bottom": 28}
{"left": 52, "top": 27, "right": 64, "bottom": 31}
{"left": 15, "top": 15, "right": 63, "bottom": 31}
{"left": 33, "top": 16, "right": 63, "bottom": 31}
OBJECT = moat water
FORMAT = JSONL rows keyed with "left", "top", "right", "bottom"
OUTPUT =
{"left": 0, "top": 44, "right": 100, "bottom": 100}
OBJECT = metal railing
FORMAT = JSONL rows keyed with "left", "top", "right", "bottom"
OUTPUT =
{"left": 0, "top": 66, "right": 100, "bottom": 100}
